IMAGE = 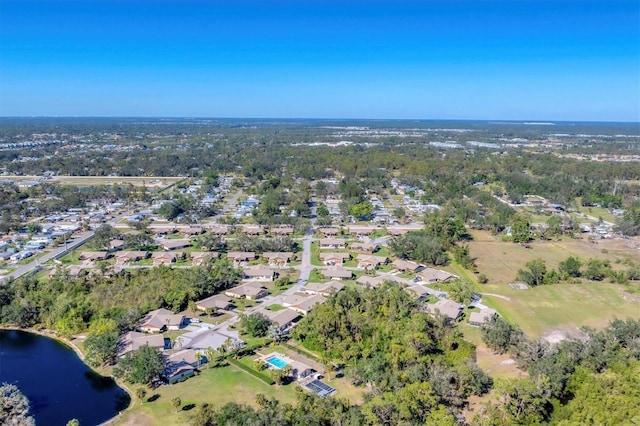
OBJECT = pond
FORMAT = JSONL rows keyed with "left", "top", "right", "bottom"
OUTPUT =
{"left": 0, "top": 329, "right": 130, "bottom": 425}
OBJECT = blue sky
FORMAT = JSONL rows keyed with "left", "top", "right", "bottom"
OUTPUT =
{"left": 1, "top": 0, "right": 638, "bottom": 121}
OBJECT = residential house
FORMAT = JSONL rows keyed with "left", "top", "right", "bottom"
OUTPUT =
{"left": 79, "top": 251, "right": 111, "bottom": 262}
{"left": 195, "top": 294, "right": 234, "bottom": 312}
{"left": 303, "top": 281, "right": 345, "bottom": 297}
{"left": 264, "top": 308, "right": 301, "bottom": 331}
{"left": 270, "top": 225, "right": 294, "bottom": 236}
{"left": 357, "top": 254, "right": 389, "bottom": 270}
{"left": 160, "top": 239, "right": 192, "bottom": 251}
{"left": 226, "top": 251, "right": 256, "bottom": 267}
{"left": 164, "top": 349, "right": 205, "bottom": 384}
{"left": 426, "top": 299, "right": 462, "bottom": 323}
{"left": 356, "top": 274, "right": 403, "bottom": 288}
{"left": 182, "top": 227, "right": 204, "bottom": 236}
{"left": 138, "top": 308, "right": 186, "bottom": 333}
{"left": 108, "top": 239, "right": 125, "bottom": 252}
{"left": 242, "top": 265, "right": 277, "bottom": 282}
{"left": 117, "top": 331, "right": 166, "bottom": 357}
{"left": 262, "top": 252, "right": 293, "bottom": 268}
{"left": 115, "top": 251, "right": 149, "bottom": 265}
{"left": 243, "top": 225, "right": 265, "bottom": 236}
{"left": 208, "top": 226, "right": 230, "bottom": 236}
{"left": 190, "top": 251, "right": 219, "bottom": 266}
{"left": 318, "top": 252, "right": 351, "bottom": 266}
{"left": 347, "top": 225, "right": 376, "bottom": 238}
{"left": 321, "top": 266, "right": 353, "bottom": 280}
{"left": 405, "top": 285, "right": 431, "bottom": 301}
{"left": 418, "top": 268, "right": 457, "bottom": 283}
{"left": 350, "top": 242, "right": 379, "bottom": 253}
{"left": 286, "top": 294, "right": 327, "bottom": 315}
{"left": 318, "top": 227, "right": 340, "bottom": 237}
{"left": 391, "top": 259, "right": 422, "bottom": 273}
{"left": 152, "top": 251, "right": 182, "bottom": 266}
{"left": 225, "top": 281, "right": 268, "bottom": 300}
{"left": 469, "top": 309, "right": 498, "bottom": 327}
{"left": 319, "top": 238, "right": 347, "bottom": 250}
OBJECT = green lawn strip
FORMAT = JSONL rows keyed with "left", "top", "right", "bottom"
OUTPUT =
{"left": 227, "top": 358, "right": 275, "bottom": 385}
{"left": 279, "top": 341, "right": 321, "bottom": 362}
{"left": 266, "top": 304, "right": 285, "bottom": 311}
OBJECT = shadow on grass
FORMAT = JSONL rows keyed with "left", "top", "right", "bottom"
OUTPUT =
{"left": 182, "top": 403, "right": 196, "bottom": 411}
{"left": 147, "top": 394, "right": 161, "bottom": 403}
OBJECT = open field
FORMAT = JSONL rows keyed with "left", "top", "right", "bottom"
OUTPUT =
{"left": 468, "top": 230, "right": 640, "bottom": 285}
{"left": 465, "top": 230, "right": 640, "bottom": 337}
{"left": 2, "top": 175, "right": 184, "bottom": 188}
{"left": 115, "top": 363, "right": 299, "bottom": 426}
{"left": 479, "top": 281, "right": 640, "bottom": 338}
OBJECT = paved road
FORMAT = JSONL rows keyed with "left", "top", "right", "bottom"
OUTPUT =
{"left": 4, "top": 231, "right": 95, "bottom": 281}
{"left": 212, "top": 191, "right": 319, "bottom": 335}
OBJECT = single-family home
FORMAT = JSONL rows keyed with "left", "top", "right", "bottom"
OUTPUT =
{"left": 195, "top": 294, "right": 234, "bottom": 312}
{"left": 264, "top": 308, "right": 301, "bottom": 331}
{"left": 182, "top": 227, "right": 204, "bottom": 236}
{"left": 321, "top": 266, "right": 353, "bottom": 280}
{"left": 303, "top": 281, "right": 345, "bottom": 296}
{"left": 357, "top": 254, "right": 389, "bottom": 270}
{"left": 115, "top": 251, "right": 150, "bottom": 265}
{"left": 190, "top": 251, "right": 220, "bottom": 266}
{"left": 318, "top": 227, "right": 340, "bottom": 237}
{"left": 318, "top": 252, "right": 351, "bottom": 266}
{"left": 138, "top": 308, "right": 186, "bottom": 333}
{"left": 242, "top": 265, "right": 277, "bottom": 281}
{"left": 426, "top": 299, "right": 462, "bottom": 323}
{"left": 319, "top": 238, "right": 347, "bottom": 250}
{"left": 208, "top": 226, "right": 229, "bottom": 236}
{"left": 270, "top": 225, "right": 294, "bottom": 236}
{"left": 152, "top": 251, "right": 181, "bottom": 266}
{"left": 404, "top": 285, "right": 431, "bottom": 301}
{"left": 79, "top": 251, "right": 111, "bottom": 262}
{"left": 243, "top": 225, "right": 265, "bottom": 236}
{"left": 117, "top": 331, "right": 166, "bottom": 357}
{"left": 262, "top": 252, "right": 293, "bottom": 268}
{"left": 225, "top": 281, "right": 268, "bottom": 300}
{"left": 391, "top": 259, "right": 422, "bottom": 273}
{"left": 350, "top": 242, "right": 380, "bottom": 253}
{"left": 226, "top": 251, "right": 256, "bottom": 266}
{"left": 418, "top": 268, "right": 457, "bottom": 283}
{"left": 288, "top": 294, "right": 327, "bottom": 315}
{"left": 164, "top": 349, "right": 205, "bottom": 384}
{"left": 469, "top": 308, "right": 498, "bottom": 327}
{"left": 108, "top": 239, "right": 125, "bottom": 252}
{"left": 160, "top": 239, "right": 192, "bottom": 251}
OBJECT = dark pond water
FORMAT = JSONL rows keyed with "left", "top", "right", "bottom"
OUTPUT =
{"left": 0, "top": 330, "right": 130, "bottom": 425}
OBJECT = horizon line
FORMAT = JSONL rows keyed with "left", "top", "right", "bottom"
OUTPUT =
{"left": 1, "top": 116, "right": 639, "bottom": 124}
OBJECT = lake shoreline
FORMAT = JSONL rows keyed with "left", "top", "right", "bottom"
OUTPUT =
{"left": 0, "top": 325, "right": 135, "bottom": 425}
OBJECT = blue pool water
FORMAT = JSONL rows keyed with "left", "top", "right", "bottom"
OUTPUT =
{"left": 265, "top": 355, "right": 289, "bottom": 369}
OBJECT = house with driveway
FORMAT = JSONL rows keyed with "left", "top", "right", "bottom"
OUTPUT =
{"left": 138, "top": 308, "right": 186, "bottom": 333}
{"left": 225, "top": 281, "right": 268, "bottom": 300}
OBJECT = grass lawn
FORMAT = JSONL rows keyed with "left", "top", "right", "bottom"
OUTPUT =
{"left": 479, "top": 281, "right": 640, "bottom": 338}
{"left": 468, "top": 230, "right": 639, "bottom": 285}
{"left": 115, "top": 363, "right": 299, "bottom": 426}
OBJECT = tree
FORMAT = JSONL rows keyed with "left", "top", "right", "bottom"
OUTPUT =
{"left": 510, "top": 214, "right": 532, "bottom": 243}
{"left": 447, "top": 279, "right": 478, "bottom": 305}
{"left": 615, "top": 205, "right": 640, "bottom": 236}
{"left": 84, "top": 330, "right": 118, "bottom": 367}
{"left": 171, "top": 397, "right": 182, "bottom": 412}
{"left": 516, "top": 259, "right": 548, "bottom": 287}
{"left": 0, "top": 383, "right": 35, "bottom": 426}
{"left": 66, "top": 419, "right": 80, "bottom": 426}
{"left": 559, "top": 256, "right": 582, "bottom": 278}
{"left": 584, "top": 258, "right": 611, "bottom": 281}
{"left": 93, "top": 224, "right": 118, "bottom": 250}
{"left": 481, "top": 315, "right": 524, "bottom": 354}
{"left": 240, "top": 313, "right": 271, "bottom": 337}
{"left": 136, "top": 387, "right": 147, "bottom": 402}
{"left": 114, "top": 345, "right": 166, "bottom": 386}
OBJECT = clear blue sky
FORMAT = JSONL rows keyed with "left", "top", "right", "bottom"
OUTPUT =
{"left": 1, "top": 0, "right": 638, "bottom": 121}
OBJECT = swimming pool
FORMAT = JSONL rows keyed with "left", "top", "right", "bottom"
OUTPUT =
{"left": 265, "top": 355, "right": 289, "bottom": 369}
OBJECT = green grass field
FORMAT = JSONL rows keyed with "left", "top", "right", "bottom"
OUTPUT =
{"left": 115, "top": 363, "right": 299, "bottom": 426}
